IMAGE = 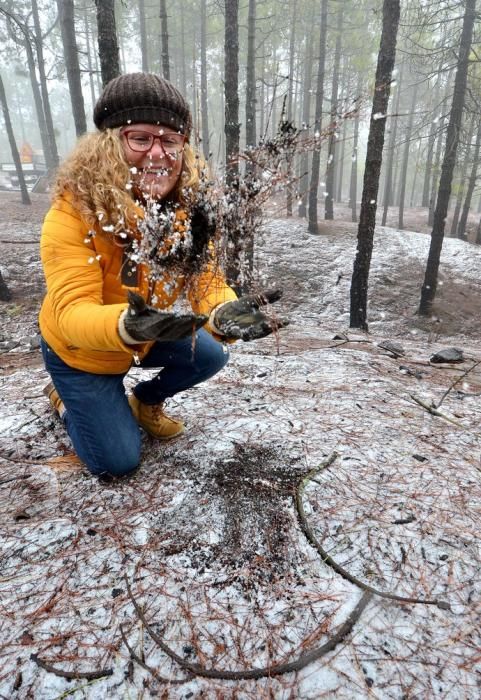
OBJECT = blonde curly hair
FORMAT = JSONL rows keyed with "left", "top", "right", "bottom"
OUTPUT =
{"left": 52, "top": 129, "right": 202, "bottom": 234}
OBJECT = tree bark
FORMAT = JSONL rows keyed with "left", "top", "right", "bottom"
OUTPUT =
{"left": 179, "top": 1, "right": 187, "bottom": 95}
{"left": 421, "top": 61, "right": 442, "bottom": 208}
{"left": 83, "top": 4, "right": 97, "bottom": 108}
{"left": 297, "top": 28, "right": 313, "bottom": 218}
{"left": 450, "top": 119, "right": 473, "bottom": 236}
{"left": 31, "top": 0, "right": 59, "bottom": 168}
{"left": 381, "top": 61, "right": 403, "bottom": 226}
{"left": 95, "top": 0, "right": 120, "bottom": 86}
{"left": 159, "top": 0, "right": 170, "bottom": 80}
{"left": 307, "top": 0, "right": 328, "bottom": 233}
{"left": 419, "top": 0, "right": 476, "bottom": 315}
{"left": 139, "top": 0, "right": 149, "bottom": 72}
{"left": 428, "top": 69, "right": 453, "bottom": 226}
{"left": 324, "top": 2, "right": 343, "bottom": 220}
{"left": 224, "top": 0, "right": 240, "bottom": 184}
{"left": 350, "top": 0, "right": 400, "bottom": 330}
{"left": 57, "top": 0, "right": 87, "bottom": 136}
{"left": 398, "top": 81, "right": 418, "bottom": 229}
{"left": 285, "top": 0, "right": 297, "bottom": 216}
{"left": 349, "top": 78, "right": 362, "bottom": 223}
{"left": 200, "top": 0, "right": 210, "bottom": 158}
{"left": 457, "top": 123, "right": 481, "bottom": 240}
{"left": 0, "top": 73, "right": 30, "bottom": 210}
{"left": 245, "top": 0, "right": 256, "bottom": 159}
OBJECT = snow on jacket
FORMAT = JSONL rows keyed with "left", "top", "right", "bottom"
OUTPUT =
{"left": 39, "top": 195, "right": 237, "bottom": 374}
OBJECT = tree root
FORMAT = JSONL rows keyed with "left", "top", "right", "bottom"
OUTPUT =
{"left": 30, "top": 654, "right": 113, "bottom": 680}
{"left": 124, "top": 574, "right": 372, "bottom": 680}
{"left": 295, "top": 453, "right": 450, "bottom": 611}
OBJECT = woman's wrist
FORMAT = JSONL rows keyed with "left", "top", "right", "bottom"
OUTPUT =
{"left": 118, "top": 309, "right": 140, "bottom": 345}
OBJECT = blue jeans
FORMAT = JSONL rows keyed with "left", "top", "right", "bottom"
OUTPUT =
{"left": 41, "top": 331, "right": 229, "bottom": 477}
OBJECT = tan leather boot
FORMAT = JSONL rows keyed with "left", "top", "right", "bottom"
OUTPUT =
{"left": 43, "top": 382, "right": 66, "bottom": 418}
{"left": 128, "top": 395, "right": 185, "bottom": 440}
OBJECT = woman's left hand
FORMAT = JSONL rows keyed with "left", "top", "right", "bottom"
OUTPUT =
{"left": 212, "top": 289, "right": 289, "bottom": 341}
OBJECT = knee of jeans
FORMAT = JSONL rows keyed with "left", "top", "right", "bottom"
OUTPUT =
{"left": 86, "top": 442, "right": 141, "bottom": 478}
{"left": 206, "top": 343, "right": 230, "bottom": 374}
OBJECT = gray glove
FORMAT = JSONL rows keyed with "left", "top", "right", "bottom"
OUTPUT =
{"left": 213, "top": 288, "right": 289, "bottom": 341}
{"left": 121, "top": 291, "right": 208, "bottom": 343}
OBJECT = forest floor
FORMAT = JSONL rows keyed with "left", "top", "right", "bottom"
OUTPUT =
{"left": 0, "top": 191, "right": 480, "bottom": 699}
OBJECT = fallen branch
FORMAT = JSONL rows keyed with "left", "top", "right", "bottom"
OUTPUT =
{"left": 30, "top": 654, "right": 113, "bottom": 680}
{"left": 295, "top": 453, "right": 450, "bottom": 611}
{"left": 125, "top": 574, "right": 372, "bottom": 680}
{"left": 409, "top": 394, "right": 480, "bottom": 434}
{"left": 119, "top": 624, "right": 190, "bottom": 684}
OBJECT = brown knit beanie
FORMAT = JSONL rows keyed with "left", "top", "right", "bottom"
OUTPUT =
{"left": 93, "top": 73, "right": 192, "bottom": 136}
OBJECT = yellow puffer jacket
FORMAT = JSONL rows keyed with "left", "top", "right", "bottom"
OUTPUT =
{"left": 39, "top": 195, "right": 237, "bottom": 374}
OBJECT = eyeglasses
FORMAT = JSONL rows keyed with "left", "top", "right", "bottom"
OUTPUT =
{"left": 122, "top": 130, "right": 186, "bottom": 155}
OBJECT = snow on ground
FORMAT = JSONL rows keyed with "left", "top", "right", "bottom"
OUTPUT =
{"left": 1, "top": 203, "right": 480, "bottom": 698}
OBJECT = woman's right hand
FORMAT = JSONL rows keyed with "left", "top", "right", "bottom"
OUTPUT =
{"left": 119, "top": 291, "right": 208, "bottom": 343}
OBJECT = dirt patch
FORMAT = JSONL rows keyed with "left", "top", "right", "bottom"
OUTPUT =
{"left": 0, "top": 191, "right": 50, "bottom": 228}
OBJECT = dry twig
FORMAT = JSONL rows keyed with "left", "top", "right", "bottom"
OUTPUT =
{"left": 435, "top": 360, "right": 481, "bottom": 409}
{"left": 409, "top": 394, "right": 481, "bottom": 434}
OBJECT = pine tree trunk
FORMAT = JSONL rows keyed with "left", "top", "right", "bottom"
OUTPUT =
{"left": 139, "top": 0, "right": 149, "bottom": 72}
{"left": 179, "top": 1, "right": 187, "bottom": 95}
{"left": 350, "top": 0, "right": 400, "bottom": 330}
{"left": 200, "top": 0, "right": 210, "bottom": 158}
{"left": 91, "top": 19, "right": 103, "bottom": 94}
{"left": 32, "top": 0, "right": 59, "bottom": 167}
{"left": 24, "top": 37, "right": 52, "bottom": 169}
{"left": 324, "top": 3, "right": 343, "bottom": 220}
{"left": 307, "top": 0, "right": 328, "bottom": 233}
{"left": 84, "top": 5, "right": 97, "bottom": 108}
{"left": 428, "top": 70, "right": 453, "bottom": 226}
{"left": 450, "top": 119, "right": 474, "bottom": 236}
{"left": 245, "top": 0, "right": 256, "bottom": 156}
{"left": 297, "top": 25, "right": 313, "bottom": 218}
{"left": 450, "top": 176, "right": 465, "bottom": 236}
{"left": 224, "top": 0, "right": 240, "bottom": 184}
{"left": 457, "top": 123, "right": 481, "bottom": 240}
{"left": 421, "top": 62, "right": 442, "bottom": 207}
{"left": 285, "top": 0, "right": 297, "bottom": 216}
{"left": 398, "top": 82, "right": 418, "bottom": 229}
{"left": 95, "top": 0, "right": 120, "bottom": 86}
{"left": 409, "top": 142, "right": 421, "bottom": 207}
{"left": 381, "top": 61, "right": 403, "bottom": 226}
{"left": 57, "top": 0, "right": 87, "bottom": 136}
{"left": 191, "top": 36, "right": 198, "bottom": 139}
{"left": 336, "top": 103, "right": 347, "bottom": 202}
{"left": 428, "top": 125, "right": 444, "bottom": 226}
{"left": 160, "top": 0, "right": 170, "bottom": 80}
{"left": 259, "top": 50, "right": 265, "bottom": 139}
{"left": 0, "top": 73, "right": 30, "bottom": 210}
{"left": 419, "top": 0, "right": 476, "bottom": 315}
{"left": 349, "top": 81, "right": 361, "bottom": 223}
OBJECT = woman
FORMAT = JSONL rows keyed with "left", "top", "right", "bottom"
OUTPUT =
{"left": 40, "top": 73, "right": 286, "bottom": 478}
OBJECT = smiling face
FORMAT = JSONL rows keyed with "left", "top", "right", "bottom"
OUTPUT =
{"left": 120, "top": 123, "right": 185, "bottom": 200}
